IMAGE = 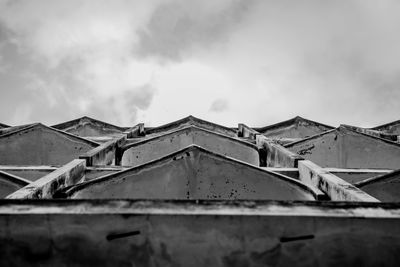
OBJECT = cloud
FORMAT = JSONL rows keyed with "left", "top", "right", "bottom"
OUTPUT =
{"left": 134, "top": 0, "right": 253, "bottom": 62}
{"left": 0, "top": 0, "right": 399, "bottom": 128}
{"left": 0, "top": 0, "right": 161, "bottom": 125}
{"left": 209, "top": 98, "right": 229, "bottom": 113}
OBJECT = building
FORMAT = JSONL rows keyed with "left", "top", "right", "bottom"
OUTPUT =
{"left": 0, "top": 115, "right": 399, "bottom": 266}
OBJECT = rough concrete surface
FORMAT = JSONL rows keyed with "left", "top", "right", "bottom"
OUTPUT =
{"left": 286, "top": 126, "right": 400, "bottom": 169}
{"left": 68, "top": 146, "right": 322, "bottom": 200}
{"left": 7, "top": 159, "right": 86, "bottom": 199}
{"left": 256, "top": 135, "right": 304, "bottom": 167}
{"left": 121, "top": 126, "right": 259, "bottom": 167}
{"left": 0, "top": 200, "right": 399, "bottom": 267}
{"left": 298, "top": 160, "right": 379, "bottom": 202}
{"left": 0, "top": 124, "right": 98, "bottom": 165}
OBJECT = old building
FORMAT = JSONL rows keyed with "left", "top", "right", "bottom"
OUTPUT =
{"left": 0, "top": 115, "right": 399, "bottom": 266}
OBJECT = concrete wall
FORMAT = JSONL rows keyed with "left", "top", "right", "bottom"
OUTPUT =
{"left": 70, "top": 147, "right": 318, "bottom": 200}
{"left": 0, "top": 200, "right": 399, "bottom": 266}
{"left": 357, "top": 170, "right": 400, "bottom": 202}
{"left": 121, "top": 127, "right": 259, "bottom": 167}
{"left": 286, "top": 127, "right": 400, "bottom": 169}
{"left": 0, "top": 124, "right": 96, "bottom": 165}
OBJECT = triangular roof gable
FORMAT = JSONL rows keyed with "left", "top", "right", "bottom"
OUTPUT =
{"left": 341, "top": 124, "right": 398, "bottom": 142}
{"left": 0, "top": 123, "right": 10, "bottom": 128}
{"left": 284, "top": 126, "right": 400, "bottom": 168}
{"left": 372, "top": 119, "right": 400, "bottom": 134}
{"left": 255, "top": 116, "right": 334, "bottom": 134}
{"left": 52, "top": 116, "right": 128, "bottom": 136}
{"left": 120, "top": 125, "right": 259, "bottom": 166}
{"left": 145, "top": 115, "right": 237, "bottom": 137}
{"left": 0, "top": 123, "right": 99, "bottom": 165}
{"left": 0, "top": 123, "right": 36, "bottom": 136}
{"left": 66, "top": 145, "right": 322, "bottom": 200}
{"left": 285, "top": 125, "right": 400, "bottom": 148}
{"left": 0, "top": 123, "right": 99, "bottom": 146}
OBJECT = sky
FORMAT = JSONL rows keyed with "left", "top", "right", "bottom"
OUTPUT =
{"left": 0, "top": 0, "right": 399, "bottom": 128}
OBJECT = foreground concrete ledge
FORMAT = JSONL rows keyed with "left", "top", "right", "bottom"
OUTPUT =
{"left": 0, "top": 199, "right": 399, "bottom": 217}
{"left": 256, "top": 135, "right": 304, "bottom": 167}
{"left": 6, "top": 159, "right": 86, "bottom": 199}
{"left": 298, "top": 160, "right": 379, "bottom": 202}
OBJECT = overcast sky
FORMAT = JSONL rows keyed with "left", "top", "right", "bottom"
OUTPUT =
{"left": 0, "top": 0, "right": 399, "bottom": 128}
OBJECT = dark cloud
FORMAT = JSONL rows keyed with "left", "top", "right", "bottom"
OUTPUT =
{"left": 123, "top": 84, "right": 156, "bottom": 110}
{"left": 123, "top": 83, "right": 157, "bottom": 123}
{"left": 209, "top": 98, "right": 228, "bottom": 113}
{"left": 134, "top": 0, "right": 253, "bottom": 61}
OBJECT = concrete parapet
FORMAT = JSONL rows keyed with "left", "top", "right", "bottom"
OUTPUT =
{"left": 125, "top": 123, "right": 145, "bottom": 138}
{"left": 6, "top": 159, "right": 86, "bottom": 199}
{"left": 298, "top": 160, "right": 379, "bottom": 202}
{"left": 145, "top": 115, "right": 238, "bottom": 138}
{"left": 341, "top": 124, "right": 398, "bottom": 142}
{"left": 80, "top": 136, "right": 126, "bottom": 166}
{"left": 256, "top": 135, "right": 304, "bottom": 167}
{"left": 238, "top": 123, "right": 259, "bottom": 139}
